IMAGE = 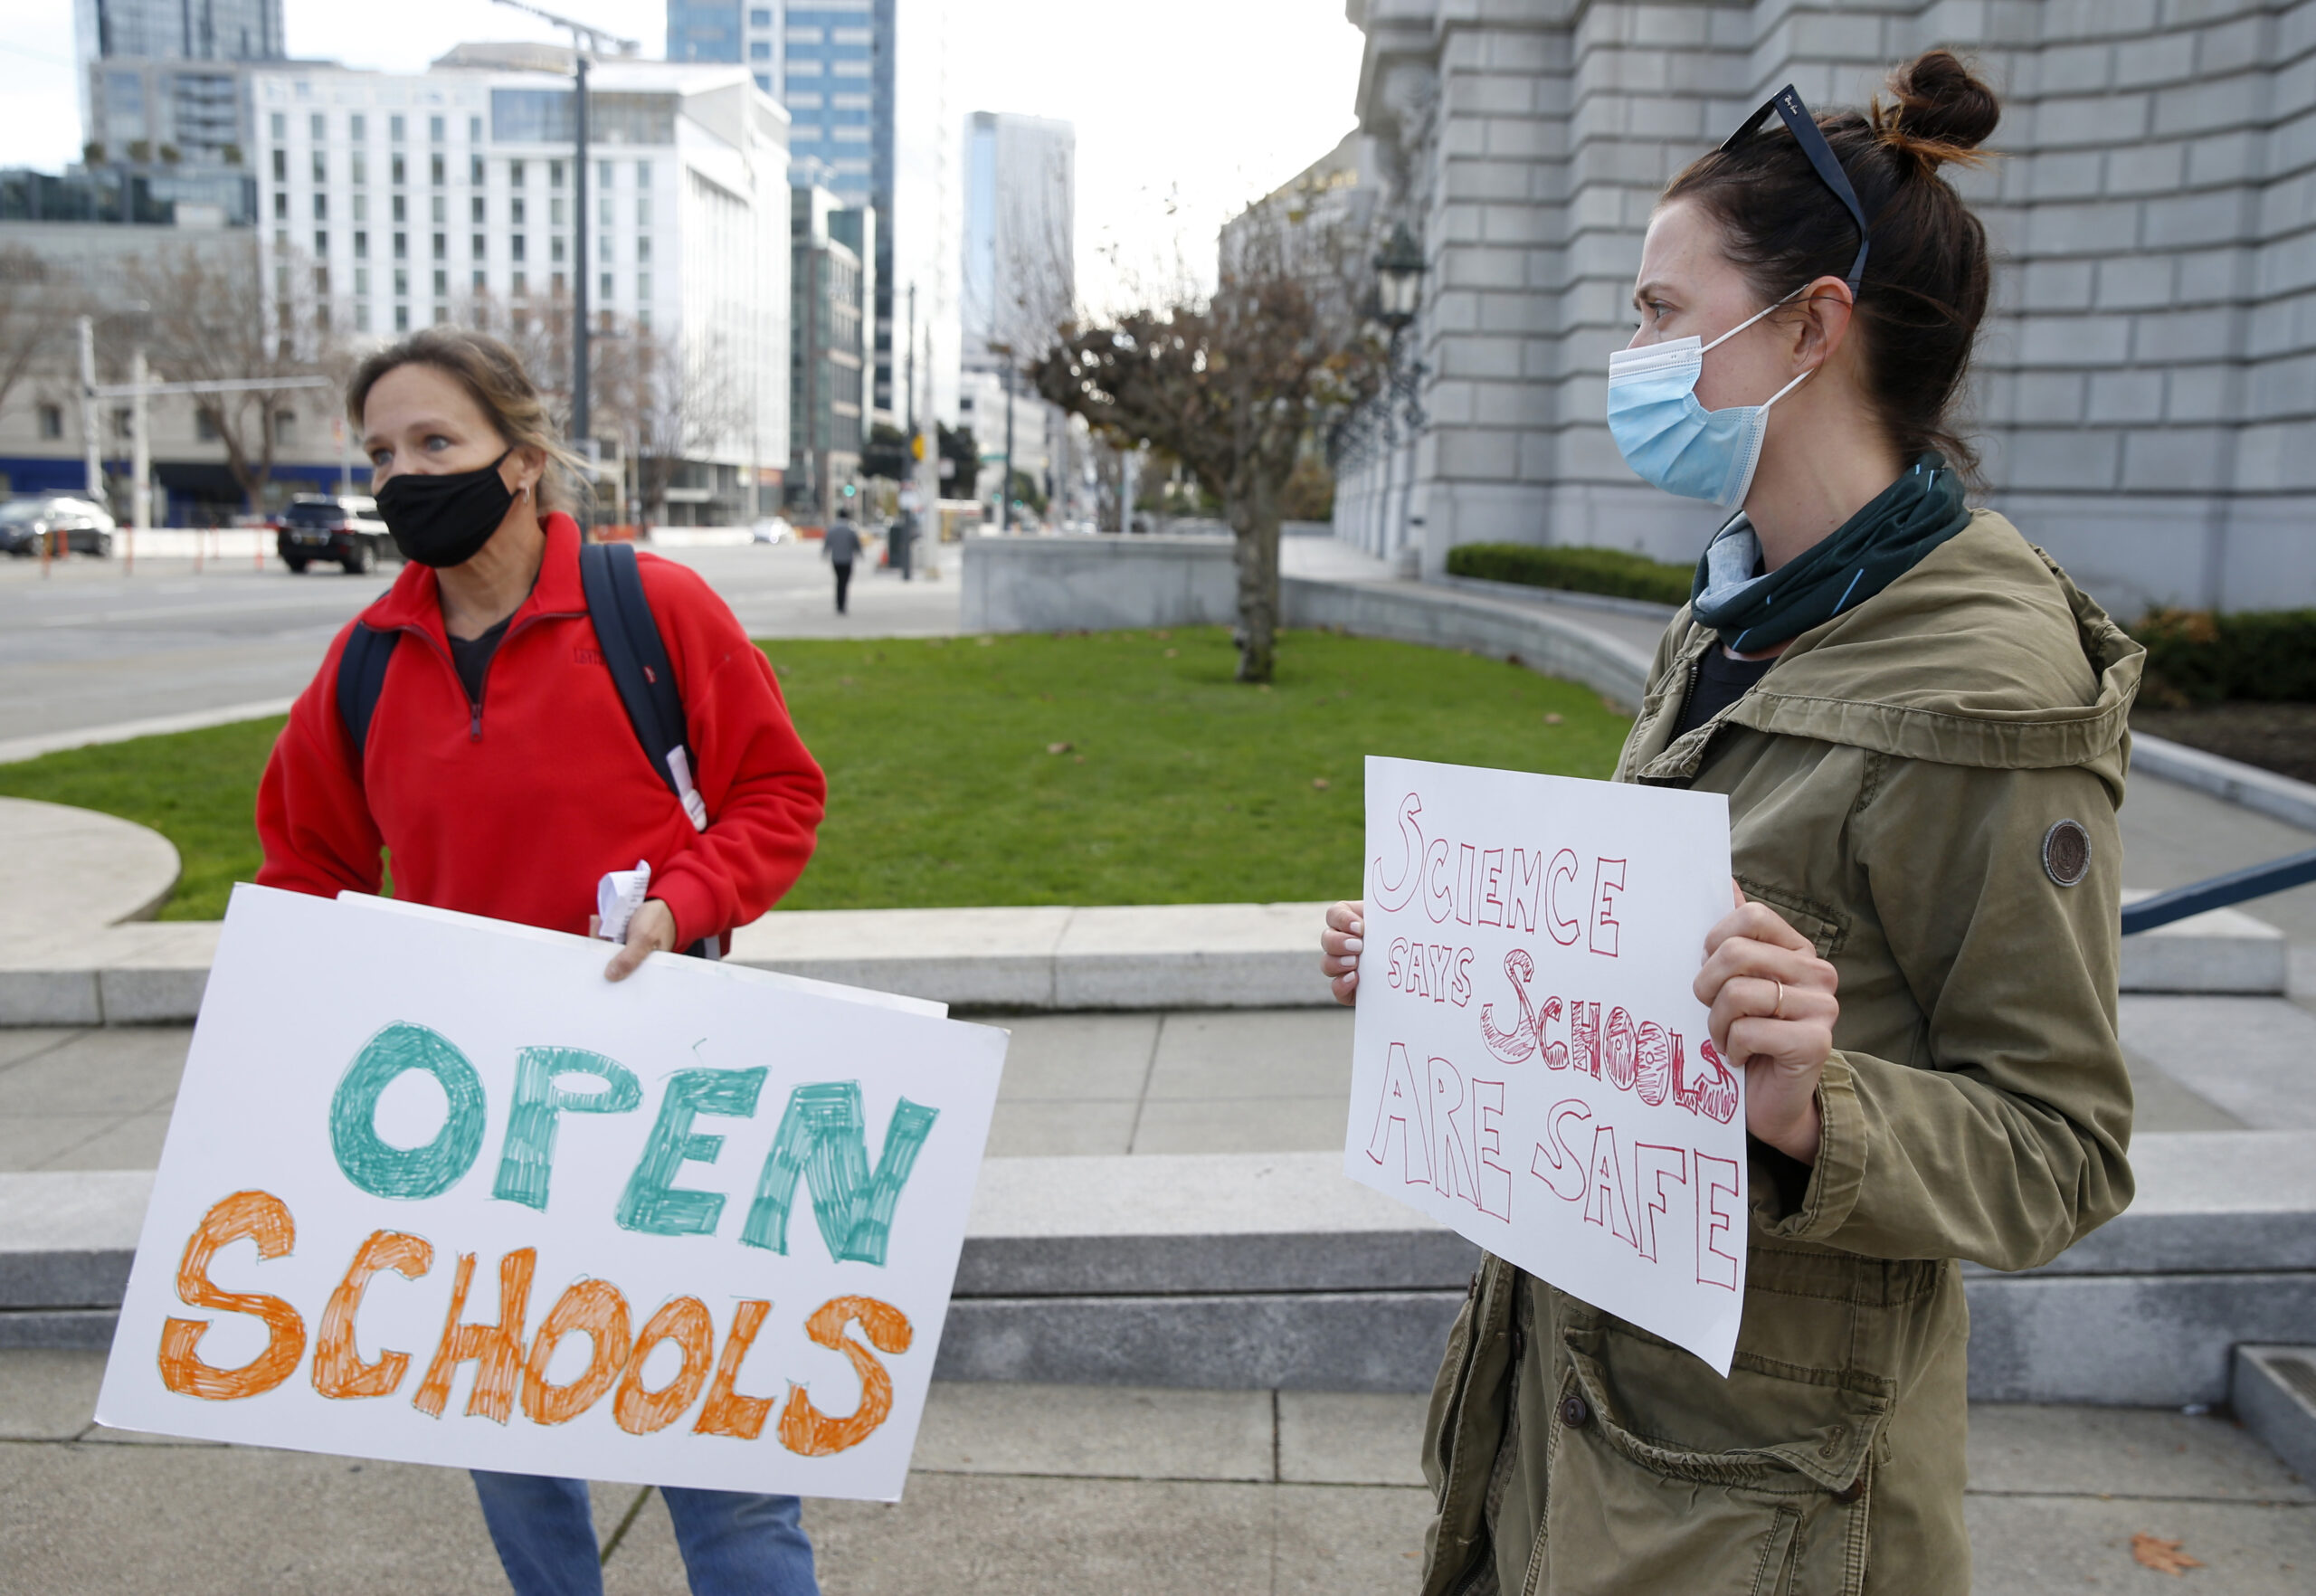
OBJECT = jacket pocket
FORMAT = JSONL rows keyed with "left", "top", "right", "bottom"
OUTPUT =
{"left": 1736, "top": 875, "right": 1850, "bottom": 961}
{"left": 1539, "top": 1331, "right": 1882, "bottom": 1596}
{"left": 1423, "top": 1263, "right": 1488, "bottom": 1500}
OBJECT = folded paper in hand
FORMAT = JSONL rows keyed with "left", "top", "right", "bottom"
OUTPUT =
{"left": 595, "top": 858, "right": 651, "bottom": 944}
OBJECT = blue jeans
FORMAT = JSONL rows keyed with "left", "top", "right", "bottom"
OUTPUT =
{"left": 470, "top": 1471, "right": 819, "bottom": 1595}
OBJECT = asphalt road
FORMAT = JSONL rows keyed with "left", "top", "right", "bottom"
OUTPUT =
{"left": 0, "top": 539, "right": 961, "bottom": 751}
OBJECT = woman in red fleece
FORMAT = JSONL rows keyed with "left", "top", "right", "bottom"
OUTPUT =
{"left": 254, "top": 326, "right": 828, "bottom": 1595}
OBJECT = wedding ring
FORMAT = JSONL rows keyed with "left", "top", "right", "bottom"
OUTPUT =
{"left": 1772, "top": 979, "right": 1786, "bottom": 1020}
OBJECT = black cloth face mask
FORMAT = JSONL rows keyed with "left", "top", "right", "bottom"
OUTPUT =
{"left": 375, "top": 449, "right": 517, "bottom": 568}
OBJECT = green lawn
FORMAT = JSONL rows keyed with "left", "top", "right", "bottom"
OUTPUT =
{"left": 0, "top": 629, "right": 1632, "bottom": 919}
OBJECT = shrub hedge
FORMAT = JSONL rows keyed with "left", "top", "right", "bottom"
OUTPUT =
{"left": 1445, "top": 542, "right": 1694, "bottom": 606}
{"left": 2131, "top": 607, "right": 2316, "bottom": 705}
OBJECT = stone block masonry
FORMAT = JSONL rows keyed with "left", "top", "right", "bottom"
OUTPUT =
{"left": 1335, "top": 0, "right": 2316, "bottom": 614}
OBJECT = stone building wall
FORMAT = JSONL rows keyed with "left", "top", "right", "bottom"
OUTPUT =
{"left": 1334, "top": 0, "right": 2316, "bottom": 613}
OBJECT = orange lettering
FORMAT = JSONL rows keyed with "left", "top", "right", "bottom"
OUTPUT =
{"left": 776, "top": 1295, "right": 912, "bottom": 1458}
{"left": 157, "top": 1191, "right": 308, "bottom": 1401}
{"left": 312, "top": 1230, "right": 434, "bottom": 1400}
{"left": 413, "top": 1249, "right": 536, "bottom": 1423}
{"left": 520, "top": 1278, "right": 631, "bottom": 1426}
{"left": 614, "top": 1297, "right": 716, "bottom": 1435}
{"left": 693, "top": 1298, "right": 776, "bottom": 1439}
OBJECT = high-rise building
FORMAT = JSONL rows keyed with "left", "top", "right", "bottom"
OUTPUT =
{"left": 74, "top": 0, "right": 287, "bottom": 225}
{"left": 957, "top": 110, "right": 1072, "bottom": 376}
{"left": 790, "top": 183, "right": 871, "bottom": 518}
{"left": 246, "top": 52, "right": 792, "bottom": 524}
{"left": 76, "top": 0, "right": 284, "bottom": 64}
{"left": 665, "top": 1, "right": 897, "bottom": 428}
{"left": 956, "top": 110, "right": 1072, "bottom": 522}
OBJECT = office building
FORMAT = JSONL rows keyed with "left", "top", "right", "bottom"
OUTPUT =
{"left": 245, "top": 50, "right": 791, "bottom": 524}
{"left": 73, "top": 0, "right": 287, "bottom": 228}
{"left": 957, "top": 110, "right": 1072, "bottom": 377}
{"left": 790, "top": 183, "right": 870, "bottom": 519}
{"left": 666, "top": 0, "right": 897, "bottom": 427}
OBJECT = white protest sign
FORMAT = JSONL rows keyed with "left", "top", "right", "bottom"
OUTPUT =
{"left": 1347, "top": 756, "right": 1744, "bottom": 1373}
{"left": 97, "top": 885, "right": 1006, "bottom": 1500}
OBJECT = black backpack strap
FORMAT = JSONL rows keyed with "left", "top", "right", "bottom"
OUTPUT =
{"left": 335, "top": 623, "right": 400, "bottom": 770}
{"left": 579, "top": 541, "right": 707, "bottom": 832}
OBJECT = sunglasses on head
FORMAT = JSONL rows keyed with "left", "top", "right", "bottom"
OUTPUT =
{"left": 1721, "top": 84, "right": 1872, "bottom": 293}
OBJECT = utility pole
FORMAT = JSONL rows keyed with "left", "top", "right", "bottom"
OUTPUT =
{"left": 493, "top": 2, "right": 639, "bottom": 522}
{"left": 574, "top": 51, "right": 590, "bottom": 456}
{"left": 1003, "top": 366, "right": 1016, "bottom": 531}
{"left": 77, "top": 317, "right": 100, "bottom": 508}
{"left": 129, "top": 346, "right": 150, "bottom": 545}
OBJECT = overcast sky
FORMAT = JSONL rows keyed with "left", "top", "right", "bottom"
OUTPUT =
{"left": 0, "top": 0, "right": 1366, "bottom": 308}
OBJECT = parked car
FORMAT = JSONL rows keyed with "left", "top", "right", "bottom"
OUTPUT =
{"left": 0, "top": 495, "right": 117, "bottom": 558}
{"left": 749, "top": 517, "right": 794, "bottom": 545}
{"left": 277, "top": 495, "right": 395, "bottom": 574}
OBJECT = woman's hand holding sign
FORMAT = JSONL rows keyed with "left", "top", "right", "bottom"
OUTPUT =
{"left": 1695, "top": 882, "right": 1837, "bottom": 1166}
{"left": 1324, "top": 880, "right": 1837, "bottom": 1164}
{"left": 1320, "top": 900, "right": 1365, "bottom": 1006}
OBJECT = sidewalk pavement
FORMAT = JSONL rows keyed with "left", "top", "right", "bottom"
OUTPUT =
{"left": 4, "top": 990, "right": 2310, "bottom": 1180}
{"left": 2, "top": 1349, "right": 2309, "bottom": 1594}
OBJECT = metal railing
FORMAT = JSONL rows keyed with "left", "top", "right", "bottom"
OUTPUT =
{"left": 2121, "top": 846, "right": 2316, "bottom": 936}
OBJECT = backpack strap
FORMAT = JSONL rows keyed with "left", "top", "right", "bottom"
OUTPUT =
{"left": 579, "top": 540, "right": 708, "bottom": 831}
{"left": 335, "top": 622, "right": 401, "bottom": 768}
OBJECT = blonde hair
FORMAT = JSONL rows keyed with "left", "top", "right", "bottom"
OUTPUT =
{"left": 346, "top": 326, "right": 588, "bottom": 513}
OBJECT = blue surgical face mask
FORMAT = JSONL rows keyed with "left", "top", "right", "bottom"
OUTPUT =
{"left": 1606, "top": 290, "right": 1812, "bottom": 510}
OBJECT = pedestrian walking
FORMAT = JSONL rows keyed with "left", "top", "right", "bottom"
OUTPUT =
{"left": 823, "top": 507, "right": 860, "bottom": 613}
{"left": 254, "top": 326, "right": 829, "bottom": 1596}
{"left": 1319, "top": 52, "right": 2139, "bottom": 1594}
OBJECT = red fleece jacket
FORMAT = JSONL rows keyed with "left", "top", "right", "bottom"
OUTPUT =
{"left": 256, "top": 515, "right": 826, "bottom": 945}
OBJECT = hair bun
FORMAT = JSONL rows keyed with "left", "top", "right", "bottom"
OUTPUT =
{"left": 1875, "top": 49, "right": 1999, "bottom": 172}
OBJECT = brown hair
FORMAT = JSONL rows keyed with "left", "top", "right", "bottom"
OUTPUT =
{"left": 346, "top": 326, "right": 587, "bottom": 512}
{"left": 1663, "top": 49, "right": 1999, "bottom": 476}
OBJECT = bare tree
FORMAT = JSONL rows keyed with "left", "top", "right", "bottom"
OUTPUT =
{"left": 1031, "top": 208, "right": 1386, "bottom": 682}
{"left": 0, "top": 246, "right": 85, "bottom": 425}
{"left": 127, "top": 239, "right": 337, "bottom": 512}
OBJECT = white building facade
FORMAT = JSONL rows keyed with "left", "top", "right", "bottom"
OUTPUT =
{"left": 1338, "top": 0, "right": 2316, "bottom": 614}
{"left": 248, "top": 54, "right": 790, "bottom": 520}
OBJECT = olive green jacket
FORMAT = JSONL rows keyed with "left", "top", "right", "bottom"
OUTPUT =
{"left": 1417, "top": 511, "right": 2143, "bottom": 1596}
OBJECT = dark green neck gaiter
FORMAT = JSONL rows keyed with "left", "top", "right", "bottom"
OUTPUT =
{"left": 1689, "top": 453, "right": 1970, "bottom": 655}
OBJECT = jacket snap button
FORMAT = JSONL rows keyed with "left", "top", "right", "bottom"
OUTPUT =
{"left": 1831, "top": 1477, "right": 1865, "bottom": 1504}
{"left": 1558, "top": 1393, "right": 1591, "bottom": 1428}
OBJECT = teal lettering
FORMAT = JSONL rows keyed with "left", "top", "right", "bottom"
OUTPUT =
{"left": 329, "top": 1021, "right": 488, "bottom": 1200}
{"left": 614, "top": 1068, "right": 766, "bottom": 1236}
{"left": 491, "top": 1047, "right": 643, "bottom": 1211}
{"left": 739, "top": 1081, "right": 938, "bottom": 1266}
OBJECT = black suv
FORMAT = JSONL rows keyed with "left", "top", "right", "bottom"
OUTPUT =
{"left": 278, "top": 496, "right": 397, "bottom": 574}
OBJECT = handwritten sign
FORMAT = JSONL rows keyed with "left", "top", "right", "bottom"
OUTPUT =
{"left": 1347, "top": 756, "right": 1743, "bottom": 1373}
{"left": 97, "top": 886, "right": 1006, "bottom": 1500}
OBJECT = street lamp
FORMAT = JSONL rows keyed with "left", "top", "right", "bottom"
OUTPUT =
{"left": 1372, "top": 223, "right": 1425, "bottom": 331}
{"left": 492, "top": 0, "right": 640, "bottom": 520}
{"left": 1366, "top": 222, "right": 1428, "bottom": 571}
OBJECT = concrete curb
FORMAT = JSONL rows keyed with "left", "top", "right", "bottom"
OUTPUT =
{"left": 2233, "top": 1345, "right": 2316, "bottom": 1483}
{"left": 10, "top": 1135, "right": 2311, "bottom": 1401}
{"left": 0, "top": 698, "right": 297, "bottom": 767}
{"left": 1283, "top": 575, "right": 1655, "bottom": 710}
{"left": 1429, "top": 573, "right": 1681, "bottom": 625}
{"left": 2132, "top": 733, "right": 2316, "bottom": 834}
{"left": 1, "top": 889, "right": 2287, "bottom": 1025}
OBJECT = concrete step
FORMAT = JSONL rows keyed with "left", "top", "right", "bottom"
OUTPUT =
{"left": 2234, "top": 1345, "right": 2316, "bottom": 1485}
{"left": 11, "top": 1133, "right": 2311, "bottom": 1404}
{"left": 0, "top": 890, "right": 2285, "bottom": 1027}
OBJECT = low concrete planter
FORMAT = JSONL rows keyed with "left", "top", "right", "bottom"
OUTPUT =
{"left": 963, "top": 535, "right": 1238, "bottom": 632}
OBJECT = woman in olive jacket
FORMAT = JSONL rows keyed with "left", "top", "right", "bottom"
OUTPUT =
{"left": 1320, "top": 53, "right": 2140, "bottom": 1594}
